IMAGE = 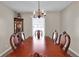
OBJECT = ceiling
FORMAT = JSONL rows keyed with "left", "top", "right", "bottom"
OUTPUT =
{"left": 0, "top": 1, "right": 72, "bottom": 13}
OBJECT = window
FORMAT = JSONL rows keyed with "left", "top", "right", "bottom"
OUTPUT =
{"left": 32, "top": 17, "right": 45, "bottom": 51}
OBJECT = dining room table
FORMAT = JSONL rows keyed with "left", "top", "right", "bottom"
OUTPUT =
{"left": 7, "top": 36, "right": 70, "bottom": 57}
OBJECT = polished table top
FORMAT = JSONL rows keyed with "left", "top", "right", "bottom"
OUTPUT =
{"left": 7, "top": 36, "right": 70, "bottom": 57}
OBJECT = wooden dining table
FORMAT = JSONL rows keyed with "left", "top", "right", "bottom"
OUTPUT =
{"left": 7, "top": 36, "right": 70, "bottom": 57}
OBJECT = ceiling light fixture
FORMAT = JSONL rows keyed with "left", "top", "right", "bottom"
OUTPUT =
{"left": 33, "top": 1, "right": 46, "bottom": 18}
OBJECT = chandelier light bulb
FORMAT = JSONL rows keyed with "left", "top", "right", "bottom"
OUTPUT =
{"left": 41, "top": 10, "right": 44, "bottom": 13}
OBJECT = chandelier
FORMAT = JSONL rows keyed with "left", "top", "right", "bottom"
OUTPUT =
{"left": 33, "top": 1, "right": 46, "bottom": 18}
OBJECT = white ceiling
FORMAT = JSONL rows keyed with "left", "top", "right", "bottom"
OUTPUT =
{"left": 0, "top": 1, "right": 72, "bottom": 13}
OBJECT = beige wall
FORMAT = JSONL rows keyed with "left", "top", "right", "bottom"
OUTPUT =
{"left": 61, "top": 2, "right": 79, "bottom": 55}
{"left": 21, "top": 12, "right": 32, "bottom": 38}
{"left": 45, "top": 12, "right": 61, "bottom": 38}
{"left": 21, "top": 12, "right": 61, "bottom": 39}
{"left": 0, "top": 4, "right": 15, "bottom": 55}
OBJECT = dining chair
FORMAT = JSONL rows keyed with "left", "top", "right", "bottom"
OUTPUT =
{"left": 59, "top": 34, "right": 66, "bottom": 48}
{"left": 59, "top": 32, "right": 71, "bottom": 52}
{"left": 10, "top": 34, "right": 16, "bottom": 50}
{"left": 56, "top": 34, "right": 62, "bottom": 45}
{"left": 52, "top": 30, "right": 58, "bottom": 44}
{"left": 10, "top": 32, "right": 24, "bottom": 50}
{"left": 59, "top": 31, "right": 67, "bottom": 47}
{"left": 37, "top": 30, "right": 41, "bottom": 39}
{"left": 35, "top": 30, "right": 42, "bottom": 40}
{"left": 18, "top": 32, "right": 25, "bottom": 41}
{"left": 63, "top": 34, "right": 71, "bottom": 52}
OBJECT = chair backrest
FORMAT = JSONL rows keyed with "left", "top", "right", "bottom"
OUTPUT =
{"left": 63, "top": 34, "right": 71, "bottom": 52}
{"left": 59, "top": 33, "right": 71, "bottom": 52}
{"left": 18, "top": 32, "right": 25, "bottom": 41}
{"left": 10, "top": 32, "right": 24, "bottom": 50}
{"left": 10, "top": 34, "right": 16, "bottom": 50}
{"left": 52, "top": 30, "right": 58, "bottom": 43}
{"left": 56, "top": 34, "right": 62, "bottom": 45}
{"left": 37, "top": 30, "right": 41, "bottom": 39}
{"left": 35, "top": 30, "right": 42, "bottom": 39}
{"left": 59, "top": 34, "right": 66, "bottom": 48}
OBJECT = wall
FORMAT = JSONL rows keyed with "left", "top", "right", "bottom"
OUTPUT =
{"left": 45, "top": 12, "right": 61, "bottom": 38}
{"left": 61, "top": 2, "right": 79, "bottom": 55}
{"left": 21, "top": 12, "right": 61, "bottom": 39}
{"left": 0, "top": 4, "right": 15, "bottom": 55}
{"left": 21, "top": 12, "right": 32, "bottom": 38}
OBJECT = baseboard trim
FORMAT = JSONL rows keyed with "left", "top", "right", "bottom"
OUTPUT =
{"left": 0, "top": 47, "right": 11, "bottom": 57}
{"left": 69, "top": 48, "right": 79, "bottom": 57}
